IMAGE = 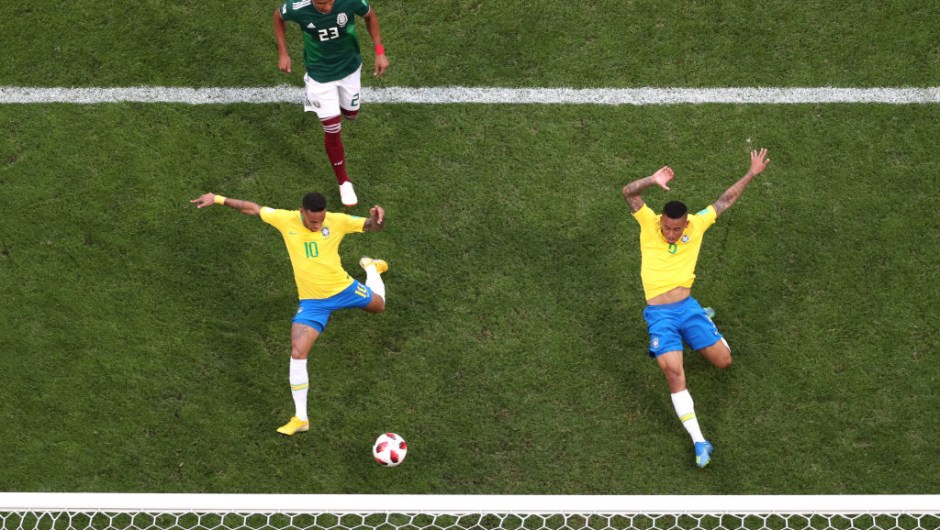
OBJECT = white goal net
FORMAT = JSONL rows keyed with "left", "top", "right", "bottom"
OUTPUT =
{"left": 1, "top": 494, "right": 938, "bottom": 530}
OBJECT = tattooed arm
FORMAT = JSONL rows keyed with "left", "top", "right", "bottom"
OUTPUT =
{"left": 623, "top": 166, "right": 675, "bottom": 213}
{"left": 712, "top": 148, "right": 771, "bottom": 216}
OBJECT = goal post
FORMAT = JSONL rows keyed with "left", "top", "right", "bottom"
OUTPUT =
{"left": 1, "top": 494, "right": 938, "bottom": 530}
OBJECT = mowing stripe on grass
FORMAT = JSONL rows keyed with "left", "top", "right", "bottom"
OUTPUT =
{"left": 1, "top": 86, "right": 939, "bottom": 105}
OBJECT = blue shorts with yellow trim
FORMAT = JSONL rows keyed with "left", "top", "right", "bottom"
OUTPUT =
{"left": 642, "top": 296, "right": 722, "bottom": 358}
{"left": 293, "top": 280, "right": 374, "bottom": 333}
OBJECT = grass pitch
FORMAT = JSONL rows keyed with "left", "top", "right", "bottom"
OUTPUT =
{"left": 0, "top": 0, "right": 938, "bottom": 495}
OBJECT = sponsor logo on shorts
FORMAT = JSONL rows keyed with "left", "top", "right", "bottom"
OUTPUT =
{"left": 652, "top": 337, "right": 660, "bottom": 349}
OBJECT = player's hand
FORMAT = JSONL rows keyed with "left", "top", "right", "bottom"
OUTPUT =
{"left": 749, "top": 148, "right": 770, "bottom": 176}
{"left": 370, "top": 205, "right": 385, "bottom": 225}
{"left": 651, "top": 166, "right": 674, "bottom": 191}
{"left": 190, "top": 193, "right": 216, "bottom": 209}
{"left": 278, "top": 54, "right": 292, "bottom": 74}
{"left": 373, "top": 53, "right": 389, "bottom": 77}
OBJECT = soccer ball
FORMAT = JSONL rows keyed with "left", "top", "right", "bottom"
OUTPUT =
{"left": 373, "top": 432, "right": 407, "bottom": 466}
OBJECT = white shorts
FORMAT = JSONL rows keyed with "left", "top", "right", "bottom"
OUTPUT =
{"left": 303, "top": 66, "right": 362, "bottom": 120}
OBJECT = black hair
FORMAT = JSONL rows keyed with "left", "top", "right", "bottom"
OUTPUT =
{"left": 662, "top": 200, "right": 688, "bottom": 219}
{"left": 302, "top": 192, "right": 327, "bottom": 212}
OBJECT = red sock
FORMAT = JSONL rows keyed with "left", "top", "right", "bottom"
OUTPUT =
{"left": 321, "top": 115, "right": 349, "bottom": 185}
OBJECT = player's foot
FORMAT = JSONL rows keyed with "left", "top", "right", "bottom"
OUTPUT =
{"left": 339, "top": 181, "right": 357, "bottom": 207}
{"left": 704, "top": 307, "right": 716, "bottom": 320}
{"left": 695, "top": 441, "right": 713, "bottom": 468}
{"left": 276, "top": 416, "right": 310, "bottom": 436}
{"left": 359, "top": 256, "right": 388, "bottom": 274}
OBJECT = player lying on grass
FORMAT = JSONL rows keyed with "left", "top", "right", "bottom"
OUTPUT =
{"left": 622, "top": 148, "right": 770, "bottom": 468}
{"left": 192, "top": 191, "right": 389, "bottom": 435}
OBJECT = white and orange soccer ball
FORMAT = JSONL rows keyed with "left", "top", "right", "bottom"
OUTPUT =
{"left": 372, "top": 432, "right": 407, "bottom": 467}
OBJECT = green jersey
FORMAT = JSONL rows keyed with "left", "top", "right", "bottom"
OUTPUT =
{"left": 279, "top": 0, "right": 372, "bottom": 83}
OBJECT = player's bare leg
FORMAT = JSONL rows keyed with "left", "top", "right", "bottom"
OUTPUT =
{"left": 657, "top": 350, "right": 712, "bottom": 467}
{"left": 277, "top": 323, "right": 319, "bottom": 436}
{"left": 698, "top": 338, "right": 732, "bottom": 369}
{"left": 656, "top": 350, "right": 686, "bottom": 393}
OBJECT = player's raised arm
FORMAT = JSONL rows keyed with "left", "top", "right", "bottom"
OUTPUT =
{"left": 191, "top": 193, "right": 262, "bottom": 216}
{"left": 273, "top": 7, "right": 292, "bottom": 73}
{"left": 362, "top": 7, "right": 388, "bottom": 77}
{"left": 712, "top": 148, "right": 771, "bottom": 217}
{"left": 363, "top": 204, "right": 385, "bottom": 232}
{"left": 623, "top": 166, "right": 674, "bottom": 213}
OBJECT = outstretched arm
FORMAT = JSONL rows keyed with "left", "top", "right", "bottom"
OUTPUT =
{"left": 362, "top": 205, "right": 385, "bottom": 232}
{"left": 622, "top": 166, "right": 674, "bottom": 213}
{"left": 191, "top": 193, "right": 262, "bottom": 216}
{"left": 712, "top": 148, "right": 771, "bottom": 216}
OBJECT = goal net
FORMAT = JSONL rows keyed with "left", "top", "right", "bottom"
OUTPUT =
{"left": 1, "top": 494, "right": 938, "bottom": 530}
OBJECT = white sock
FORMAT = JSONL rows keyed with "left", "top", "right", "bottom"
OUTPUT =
{"left": 671, "top": 389, "right": 706, "bottom": 443}
{"left": 289, "top": 358, "right": 309, "bottom": 422}
{"left": 365, "top": 266, "right": 386, "bottom": 301}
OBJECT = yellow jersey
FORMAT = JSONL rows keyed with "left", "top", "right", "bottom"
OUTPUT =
{"left": 260, "top": 207, "right": 366, "bottom": 299}
{"left": 632, "top": 204, "right": 717, "bottom": 300}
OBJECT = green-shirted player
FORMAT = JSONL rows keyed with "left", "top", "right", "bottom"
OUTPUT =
{"left": 622, "top": 148, "right": 771, "bottom": 468}
{"left": 191, "top": 190, "right": 389, "bottom": 436}
{"left": 273, "top": 0, "right": 389, "bottom": 208}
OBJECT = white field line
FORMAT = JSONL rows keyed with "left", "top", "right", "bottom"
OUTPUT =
{"left": 1, "top": 86, "right": 939, "bottom": 105}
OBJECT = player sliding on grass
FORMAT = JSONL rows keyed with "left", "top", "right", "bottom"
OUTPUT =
{"left": 622, "top": 148, "right": 770, "bottom": 468}
{"left": 273, "top": 0, "right": 389, "bottom": 208}
{"left": 191, "top": 191, "right": 389, "bottom": 436}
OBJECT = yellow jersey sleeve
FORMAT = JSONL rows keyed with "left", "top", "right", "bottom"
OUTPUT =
{"left": 632, "top": 203, "right": 660, "bottom": 230}
{"left": 259, "top": 206, "right": 286, "bottom": 228}
{"left": 693, "top": 205, "right": 718, "bottom": 229}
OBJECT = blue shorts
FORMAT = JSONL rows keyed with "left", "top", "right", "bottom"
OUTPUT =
{"left": 642, "top": 296, "right": 722, "bottom": 358}
{"left": 292, "top": 280, "right": 374, "bottom": 333}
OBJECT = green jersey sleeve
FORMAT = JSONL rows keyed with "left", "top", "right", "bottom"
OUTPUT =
{"left": 354, "top": 0, "right": 371, "bottom": 17}
{"left": 278, "top": 0, "right": 299, "bottom": 22}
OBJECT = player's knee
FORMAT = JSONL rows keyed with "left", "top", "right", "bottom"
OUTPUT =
{"left": 341, "top": 108, "right": 359, "bottom": 121}
{"left": 365, "top": 297, "right": 385, "bottom": 313}
{"left": 716, "top": 338, "right": 732, "bottom": 369}
{"left": 662, "top": 367, "right": 685, "bottom": 388}
{"left": 715, "top": 355, "right": 732, "bottom": 370}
